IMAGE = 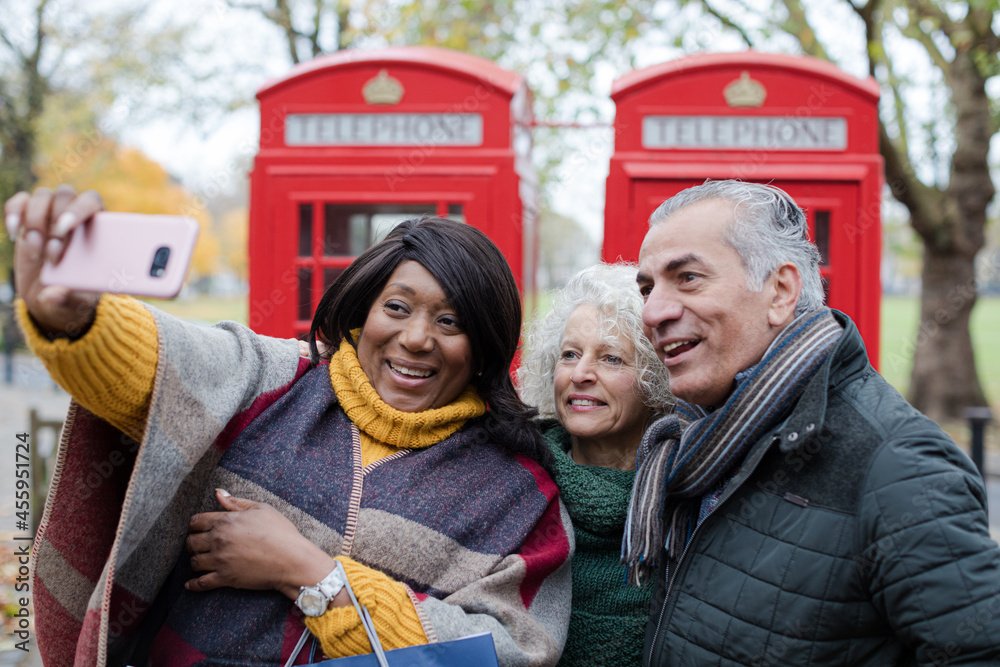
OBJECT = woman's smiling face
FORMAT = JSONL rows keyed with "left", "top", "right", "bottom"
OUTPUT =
{"left": 357, "top": 261, "right": 475, "bottom": 412}
{"left": 554, "top": 304, "right": 653, "bottom": 451}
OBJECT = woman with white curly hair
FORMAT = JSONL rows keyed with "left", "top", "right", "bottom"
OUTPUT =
{"left": 519, "top": 263, "right": 674, "bottom": 666}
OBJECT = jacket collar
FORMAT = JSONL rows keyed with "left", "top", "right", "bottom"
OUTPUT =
{"left": 778, "top": 310, "right": 869, "bottom": 453}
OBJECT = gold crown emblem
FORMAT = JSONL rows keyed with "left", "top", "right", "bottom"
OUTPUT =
{"left": 362, "top": 69, "right": 404, "bottom": 105}
{"left": 723, "top": 71, "right": 766, "bottom": 107}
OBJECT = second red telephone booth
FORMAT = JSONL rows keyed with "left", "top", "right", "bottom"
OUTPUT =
{"left": 605, "top": 52, "right": 883, "bottom": 365}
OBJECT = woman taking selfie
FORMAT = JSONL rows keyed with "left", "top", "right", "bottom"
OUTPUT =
{"left": 519, "top": 263, "right": 673, "bottom": 666}
{"left": 9, "top": 186, "right": 571, "bottom": 667}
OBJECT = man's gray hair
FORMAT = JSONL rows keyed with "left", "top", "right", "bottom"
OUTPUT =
{"left": 649, "top": 180, "right": 824, "bottom": 314}
{"left": 518, "top": 263, "right": 675, "bottom": 419}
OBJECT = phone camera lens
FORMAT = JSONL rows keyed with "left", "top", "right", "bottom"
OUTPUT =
{"left": 150, "top": 246, "right": 171, "bottom": 277}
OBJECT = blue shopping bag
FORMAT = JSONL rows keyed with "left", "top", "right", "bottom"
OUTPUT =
{"left": 312, "top": 632, "right": 499, "bottom": 666}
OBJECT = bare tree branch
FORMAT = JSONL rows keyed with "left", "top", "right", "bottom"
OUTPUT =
{"left": 883, "top": 55, "right": 911, "bottom": 159}
{"left": 907, "top": 0, "right": 958, "bottom": 37}
{"left": 879, "top": 121, "right": 940, "bottom": 239}
{"left": 844, "top": 0, "right": 931, "bottom": 240}
{"left": 38, "top": 46, "right": 66, "bottom": 82}
{"left": 778, "top": 0, "right": 829, "bottom": 59}
{"left": 841, "top": 0, "right": 927, "bottom": 234}
{"left": 847, "top": 0, "right": 873, "bottom": 20}
{"left": 848, "top": 0, "right": 880, "bottom": 77}
{"left": 699, "top": 0, "right": 753, "bottom": 47}
{"left": 965, "top": 6, "right": 997, "bottom": 45}
{"left": 984, "top": 31, "right": 1000, "bottom": 56}
{"left": 308, "top": 0, "right": 323, "bottom": 57}
{"left": 274, "top": 0, "right": 302, "bottom": 63}
{"left": 0, "top": 24, "right": 26, "bottom": 62}
{"left": 25, "top": 0, "right": 47, "bottom": 119}
{"left": 897, "top": 8, "right": 951, "bottom": 73}
{"left": 336, "top": 0, "right": 350, "bottom": 51}
{"left": 226, "top": 0, "right": 303, "bottom": 62}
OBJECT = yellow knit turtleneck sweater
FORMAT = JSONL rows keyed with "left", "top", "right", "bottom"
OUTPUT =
{"left": 16, "top": 295, "right": 157, "bottom": 441}
{"left": 327, "top": 334, "right": 485, "bottom": 467}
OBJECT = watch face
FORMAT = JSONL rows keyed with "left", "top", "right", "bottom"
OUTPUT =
{"left": 299, "top": 590, "right": 326, "bottom": 617}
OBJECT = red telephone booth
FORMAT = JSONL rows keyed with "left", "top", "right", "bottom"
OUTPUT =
{"left": 605, "top": 52, "right": 883, "bottom": 365}
{"left": 248, "top": 47, "right": 536, "bottom": 338}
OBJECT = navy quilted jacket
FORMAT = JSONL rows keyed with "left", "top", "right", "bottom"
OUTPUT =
{"left": 644, "top": 312, "right": 1000, "bottom": 666}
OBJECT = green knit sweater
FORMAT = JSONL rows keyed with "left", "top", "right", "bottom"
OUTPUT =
{"left": 540, "top": 419, "right": 653, "bottom": 666}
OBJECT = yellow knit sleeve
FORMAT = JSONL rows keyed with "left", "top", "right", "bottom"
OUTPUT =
{"left": 16, "top": 295, "right": 158, "bottom": 441}
{"left": 304, "top": 556, "right": 428, "bottom": 657}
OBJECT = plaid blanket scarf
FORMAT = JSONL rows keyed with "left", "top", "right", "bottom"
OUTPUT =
{"left": 30, "top": 307, "right": 572, "bottom": 666}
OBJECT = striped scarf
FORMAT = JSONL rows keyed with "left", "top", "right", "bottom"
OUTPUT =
{"left": 622, "top": 309, "right": 843, "bottom": 585}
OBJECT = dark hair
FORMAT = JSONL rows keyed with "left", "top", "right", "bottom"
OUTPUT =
{"left": 309, "top": 217, "right": 552, "bottom": 469}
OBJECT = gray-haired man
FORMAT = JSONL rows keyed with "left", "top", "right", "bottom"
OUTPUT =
{"left": 626, "top": 180, "right": 1000, "bottom": 665}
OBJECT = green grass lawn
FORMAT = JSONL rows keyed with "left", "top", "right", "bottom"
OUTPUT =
{"left": 881, "top": 295, "right": 1000, "bottom": 410}
{"left": 140, "top": 295, "right": 248, "bottom": 325}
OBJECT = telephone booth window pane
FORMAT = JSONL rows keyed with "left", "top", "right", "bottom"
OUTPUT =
{"left": 324, "top": 205, "right": 371, "bottom": 256}
{"left": 299, "top": 204, "right": 313, "bottom": 257}
{"left": 815, "top": 210, "right": 830, "bottom": 266}
{"left": 447, "top": 204, "right": 466, "bottom": 224}
{"left": 349, "top": 215, "right": 369, "bottom": 256}
{"left": 324, "top": 268, "right": 344, "bottom": 290}
{"left": 323, "top": 205, "right": 349, "bottom": 255}
{"left": 322, "top": 204, "right": 432, "bottom": 255}
{"left": 298, "top": 268, "right": 312, "bottom": 321}
{"left": 371, "top": 214, "right": 409, "bottom": 244}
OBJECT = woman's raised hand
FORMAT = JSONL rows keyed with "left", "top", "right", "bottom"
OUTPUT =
{"left": 185, "top": 489, "right": 344, "bottom": 603}
{"left": 5, "top": 185, "right": 104, "bottom": 337}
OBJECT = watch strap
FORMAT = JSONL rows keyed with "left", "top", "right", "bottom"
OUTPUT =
{"left": 314, "top": 564, "right": 347, "bottom": 599}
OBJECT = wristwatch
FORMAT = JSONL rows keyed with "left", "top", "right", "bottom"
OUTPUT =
{"left": 295, "top": 565, "right": 347, "bottom": 617}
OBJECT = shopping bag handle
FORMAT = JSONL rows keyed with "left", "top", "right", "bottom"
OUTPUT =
{"left": 284, "top": 560, "right": 390, "bottom": 667}
{"left": 341, "top": 561, "right": 389, "bottom": 666}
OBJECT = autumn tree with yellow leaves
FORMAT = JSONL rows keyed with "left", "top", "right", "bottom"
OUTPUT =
{"left": 34, "top": 130, "right": 221, "bottom": 278}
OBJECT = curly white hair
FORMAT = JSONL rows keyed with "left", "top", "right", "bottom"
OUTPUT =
{"left": 518, "top": 263, "right": 674, "bottom": 419}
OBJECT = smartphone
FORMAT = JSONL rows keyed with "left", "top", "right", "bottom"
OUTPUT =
{"left": 39, "top": 211, "right": 200, "bottom": 299}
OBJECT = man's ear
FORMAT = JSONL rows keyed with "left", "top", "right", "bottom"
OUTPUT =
{"left": 768, "top": 263, "right": 802, "bottom": 327}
